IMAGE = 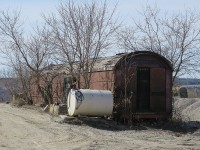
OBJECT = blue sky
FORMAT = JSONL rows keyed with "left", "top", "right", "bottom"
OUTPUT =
{"left": 1, "top": 0, "right": 200, "bottom": 30}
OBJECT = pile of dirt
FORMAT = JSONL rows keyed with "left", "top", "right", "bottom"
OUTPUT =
{"left": 173, "top": 97, "right": 200, "bottom": 131}
{"left": 174, "top": 97, "right": 200, "bottom": 121}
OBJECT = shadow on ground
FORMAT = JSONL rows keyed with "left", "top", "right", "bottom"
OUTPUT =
{"left": 58, "top": 116, "right": 200, "bottom": 134}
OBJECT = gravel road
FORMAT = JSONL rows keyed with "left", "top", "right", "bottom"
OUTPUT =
{"left": 0, "top": 103, "right": 200, "bottom": 150}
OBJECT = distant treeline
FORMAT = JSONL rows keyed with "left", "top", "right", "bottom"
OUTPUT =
{"left": 174, "top": 78, "right": 200, "bottom": 85}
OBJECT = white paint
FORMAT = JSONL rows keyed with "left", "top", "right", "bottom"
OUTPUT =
{"left": 67, "top": 89, "right": 113, "bottom": 117}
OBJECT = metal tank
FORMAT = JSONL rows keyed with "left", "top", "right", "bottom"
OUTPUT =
{"left": 67, "top": 89, "right": 113, "bottom": 117}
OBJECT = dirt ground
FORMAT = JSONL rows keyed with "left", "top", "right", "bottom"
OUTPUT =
{"left": 0, "top": 103, "right": 200, "bottom": 150}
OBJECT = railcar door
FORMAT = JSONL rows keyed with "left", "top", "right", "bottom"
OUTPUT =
{"left": 150, "top": 68, "right": 166, "bottom": 112}
{"left": 137, "top": 67, "right": 150, "bottom": 112}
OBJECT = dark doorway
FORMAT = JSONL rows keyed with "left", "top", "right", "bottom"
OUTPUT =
{"left": 137, "top": 67, "right": 150, "bottom": 112}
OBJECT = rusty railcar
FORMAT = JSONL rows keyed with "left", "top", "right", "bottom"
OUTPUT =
{"left": 30, "top": 51, "right": 173, "bottom": 120}
{"left": 113, "top": 51, "right": 173, "bottom": 120}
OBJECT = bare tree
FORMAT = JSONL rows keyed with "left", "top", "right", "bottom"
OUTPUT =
{"left": 0, "top": 59, "right": 32, "bottom": 104}
{"left": 0, "top": 9, "right": 32, "bottom": 103}
{"left": 27, "top": 26, "right": 57, "bottom": 104}
{"left": 118, "top": 6, "right": 200, "bottom": 81}
{"left": 44, "top": 0, "right": 119, "bottom": 88}
{"left": 0, "top": 9, "right": 56, "bottom": 104}
{"left": 0, "top": 69, "right": 21, "bottom": 102}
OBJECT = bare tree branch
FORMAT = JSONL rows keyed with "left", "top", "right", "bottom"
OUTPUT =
{"left": 118, "top": 5, "right": 200, "bottom": 81}
{"left": 44, "top": 0, "right": 119, "bottom": 88}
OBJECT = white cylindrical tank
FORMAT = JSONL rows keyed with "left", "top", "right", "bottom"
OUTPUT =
{"left": 67, "top": 89, "right": 113, "bottom": 117}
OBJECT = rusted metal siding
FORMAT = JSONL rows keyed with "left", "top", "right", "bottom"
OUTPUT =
{"left": 30, "top": 74, "right": 65, "bottom": 104}
{"left": 52, "top": 76, "right": 64, "bottom": 103}
{"left": 79, "top": 70, "right": 114, "bottom": 91}
{"left": 150, "top": 68, "right": 166, "bottom": 112}
{"left": 128, "top": 67, "right": 137, "bottom": 112}
{"left": 113, "top": 51, "right": 173, "bottom": 120}
{"left": 165, "top": 69, "right": 172, "bottom": 114}
{"left": 30, "top": 77, "right": 45, "bottom": 104}
{"left": 30, "top": 51, "right": 172, "bottom": 120}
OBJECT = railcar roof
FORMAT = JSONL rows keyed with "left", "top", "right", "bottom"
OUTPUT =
{"left": 43, "top": 51, "right": 172, "bottom": 74}
{"left": 43, "top": 53, "right": 124, "bottom": 74}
